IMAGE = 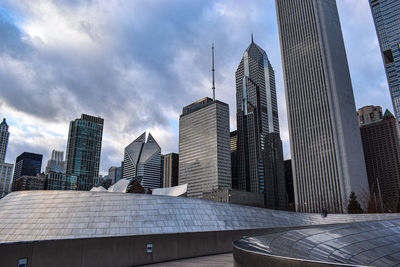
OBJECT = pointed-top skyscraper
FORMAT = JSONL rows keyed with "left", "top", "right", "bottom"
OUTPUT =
{"left": 123, "top": 132, "right": 162, "bottom": 189}
{"left": 0, "top": 118, "right": 13, "bottom": 197}
{"left": 235, "top": 36, "right": 287, "bottom": 210}
{"left": 0, "top": 118, "right": 10, "bottom": 163}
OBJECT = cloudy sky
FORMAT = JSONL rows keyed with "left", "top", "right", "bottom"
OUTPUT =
{"left": 0, "top": 0, "right": 392, "bottom": 175}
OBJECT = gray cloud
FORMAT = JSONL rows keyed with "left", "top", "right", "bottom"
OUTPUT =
{"left": 0, "top": 0, "right": 392, "bottom": 174}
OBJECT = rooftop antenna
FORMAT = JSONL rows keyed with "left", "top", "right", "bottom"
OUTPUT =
{"left": 251, "top": 32, "right": 254, "bottom": 43}
{"left": 212, "top": 43, "right": 215, "bottom": 101}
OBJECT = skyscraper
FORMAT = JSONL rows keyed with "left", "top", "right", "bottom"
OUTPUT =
{"left": 65, "top": 114, "right": 104, "bottom": 191}
{"left": 0, "top": 118, "right": 13, "bottom": 197}
{"left": 45, "top": 150, "right": 66, "bottom": 173}
{"left": 163, "top": 153, "right": 179, "bottom": 188}
{"left": 179, "top": 97, "right": 231, "bottom": 198}
{"left": 235, "top": 38, "right": 287, "bottom": 209}
{"left": 0, "top": 118, "right": 10, "bottom": 163}
{"left": 230, "top": 131, "right": 238, "bottom": 189}
{"left": 0, "top": 163, "right": 13, "bottom": 198}
{"left": 276, "top": 0, "right": 369, "bottom": 213}
{"left": 369, "top": 0, "right": 400, "bottom": 120}
{"left": 358, "top": 107, "right": 400, "bottom": 212}
{"left": 108, "top": 166, "right": 122, "bottom": 184}
{"left": 13, "top": 152, "right": 42, "bottom": 183}
{"left": 122, "top": 132, "right": 162, "bottom": 189}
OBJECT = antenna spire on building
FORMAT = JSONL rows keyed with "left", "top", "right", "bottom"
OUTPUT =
{"left": 251, "top": 32, "right": 254, "bottom": 43}
{"left": 212, "top": 43, "right": 215, "bottom": 101}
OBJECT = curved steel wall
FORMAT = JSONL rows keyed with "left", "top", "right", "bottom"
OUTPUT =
{"left": 0, "top": 190, "right": 400, "bottom": 243}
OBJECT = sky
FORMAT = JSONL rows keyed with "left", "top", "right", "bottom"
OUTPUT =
{"left": 0, "top": 0, "right": 392, "bottom": 175}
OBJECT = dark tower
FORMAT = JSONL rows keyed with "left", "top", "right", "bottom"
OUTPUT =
{"left": 236, "top": 37, "right": 287, "bottom": 209}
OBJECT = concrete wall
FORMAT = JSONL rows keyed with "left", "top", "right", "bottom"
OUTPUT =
{"left": 0, "top": 225, "right": 325, "bottom": 267}
{"left": 0, "top": 228, "right": 270, "bottom": 267}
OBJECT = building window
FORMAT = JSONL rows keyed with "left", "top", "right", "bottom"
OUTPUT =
{"left": 18, "top": 258, "right": 27, "bottom": 267}
{"left": 370, "top": 112, "right": 375, "bottom": 121}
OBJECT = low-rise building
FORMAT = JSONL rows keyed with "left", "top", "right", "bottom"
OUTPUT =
{"left": 13, "top": 174, "right": 46, "bottom": 191}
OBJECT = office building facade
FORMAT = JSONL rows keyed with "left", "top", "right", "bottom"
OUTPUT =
{"left": 163, "top": 153, "right": 179, "bottom": 188}
{"left": 65, "top": 114, "right": 104, "bottom": 191}
{"left": 0, "top": 163, "right": 13, "bottom": 198}
{"left": 45, "top": 172, "right": 77, "bottom": 190}
{"left": 13, "top": 174, "right": 46, "bottom": 191}
{"left": 263, "top": 132, "right": 288, "bottom": 210}
{"left": 236, "top": 39, "right": 279, "bottom": 193}
{"left": 357, "top": 105, "right": 383, "bottom": 126}
{"left": 230, "top": 131, "right": 239, "bottom": 189}
{"left": 0, "top": 119, "right": 13, "bottom": 197}
{"left": 358, "top": 108, "right": 400, "bottom": 212}
{"left": 235, "top": 39, "right": 287, "bottom": 209}
{"left": 276, "top": 0, "right": 369, "bottom": 212}
{"left": 369, "top": 0, "right": 400, "bottom": 120}
{"left": 13, "top": 152, "right": 42, "bottom": 183}
{"left": 123, "top": 132, "right": 162, "bottom": 189}
{"left": 0, "top": 118, "right": 9, "bottom": 163}
{"left": 284, "top": 159, "right": 295, "bottom": 211}
{"left": 179, "top": 97, "right": 231, "bottom": 198}
{"left": 45, "top": 150, "right": 66, "bottom": 173}
{"left": 108, "top": 166, "right": 122, "bottom": 184}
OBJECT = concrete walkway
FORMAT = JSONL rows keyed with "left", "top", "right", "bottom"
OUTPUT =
{"left": 141, "top": 253, "right": 233, "bottom": 267}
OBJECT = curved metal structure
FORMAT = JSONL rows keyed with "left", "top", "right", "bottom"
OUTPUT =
{"left": 1, "top": 191, "right": 400, "bottom": 244}
{"left": 234, "top": 219, "right": 400, "bottom": 266}
{"left": 152, "top": 184, "right": 187, "bottom": 196}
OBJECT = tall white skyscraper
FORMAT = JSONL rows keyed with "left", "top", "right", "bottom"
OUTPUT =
{"left": 276, "top": 0, "right": 369, "bottom": 213}
{"left": 179, "top": 97, "right": 231, "bottom": 198}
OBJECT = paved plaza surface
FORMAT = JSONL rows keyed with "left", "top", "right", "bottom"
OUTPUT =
{"left": 141, "top": 253, "right": 233, "bottom": 267}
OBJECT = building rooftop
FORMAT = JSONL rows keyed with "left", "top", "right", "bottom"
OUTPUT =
{"left": 234, "top": 218, "right": 400, "bottom": 266}
{"left": 0, "top": 118, "right": 7, "bottom": 127}
{"left": 0, "top": 191, "right": 400, "bottom": 244}
{"left": 181, "top": 97, "right": 228, "bottom": 117}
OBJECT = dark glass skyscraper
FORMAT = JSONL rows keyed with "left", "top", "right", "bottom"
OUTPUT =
{"left": 369, "top": 0, "right": 400, "bottom": 120}
{"left": 13, "top": 152, "right": 42, "bottom": 183}
{"left": 163, "top": 153, "right": 179, "bottom": 188}
{"left": 65, "top": 114, "right": 104, "bottom": 191}
{"left": 230, "top": 131, "right": 238, "bottom": 189}
{"left": 235, "top": 38, "right": 287, "bottom": 209}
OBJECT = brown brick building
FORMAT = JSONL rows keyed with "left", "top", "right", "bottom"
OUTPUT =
{"left": 359, "top": 108, "right": 400, "bottom": 212}
{"left": 13, "top": 174, "right": 46, "bottom": 191}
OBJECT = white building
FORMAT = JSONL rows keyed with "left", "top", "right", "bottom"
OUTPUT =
{"left": 276, "top": 0, "right": 369, "bottom": 212}
{"left": 45, "top": 150, "right": 66, "bottom": 173}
